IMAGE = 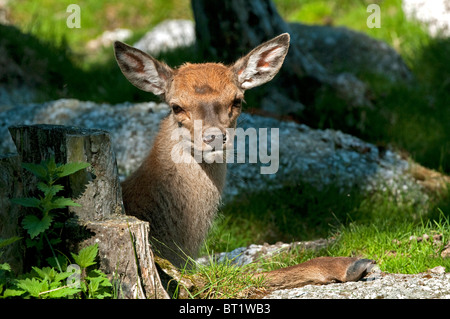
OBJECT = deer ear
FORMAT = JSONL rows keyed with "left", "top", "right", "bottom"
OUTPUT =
{"left": 114, "top": 41, "right": 173, "bottom": 96}
{"left": 232, "top": 33, "right": 290, "bottom": 90}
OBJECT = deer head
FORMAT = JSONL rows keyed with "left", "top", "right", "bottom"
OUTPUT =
{"left": 114, "top": 33, "right": 290, "bottom": 163}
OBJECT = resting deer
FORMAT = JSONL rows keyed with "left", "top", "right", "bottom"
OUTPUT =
{"left": 114, "top": 34, "right": 374, "bottom": 290}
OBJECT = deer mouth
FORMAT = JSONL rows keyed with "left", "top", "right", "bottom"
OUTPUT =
{"left": 203, "top": 149, "right": 225, "bottom": 163}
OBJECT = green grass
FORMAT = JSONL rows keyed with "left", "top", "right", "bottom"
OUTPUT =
{"left": 184, "top": 253, "right": 266, "bottom": 299}
{"left": 4, "top": 0, "right": 194, "bottom": 104}
{"left": 202, "top": 182, "right": 450, "bottom": 276}
{"left": 8, "top": 0, "right": 192, "bottom": 54}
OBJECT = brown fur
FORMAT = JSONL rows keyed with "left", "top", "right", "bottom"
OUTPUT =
{"left": 257, "top": 257, "right": 375, "bottom": 290}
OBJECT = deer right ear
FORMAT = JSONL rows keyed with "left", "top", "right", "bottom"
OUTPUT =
{"left": 232, "top": 33, "right": 290, "bottom": 90}
{"left": 114, "top": 41, "right": 173, "bottom": 96}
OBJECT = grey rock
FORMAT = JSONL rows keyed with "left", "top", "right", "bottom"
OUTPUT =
{"left": 133, "top": 20, "right": 196, "bottom": 56}
{"left": 196, "top": 239, "right": 331, "bottom": 268}
{"left": 86, "top": 28, "right": 133, "bottom": 51}
{"left": 265, "top": 272, "right": 450, "bottom": 299}
{"left": 290, "top": 23, "right": 413, "bottom": 83}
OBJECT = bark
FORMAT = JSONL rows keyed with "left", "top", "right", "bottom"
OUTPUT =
{"left": 193, "top": 0, "right": 328, "bottom": 78}
{"left": 0, "top": 154, "right": 25, "bottom": 274}
{"left": 65, "top": 216, "right": 169, "bottom": 299}
{"left": 8, "top": 124, "right": 124, "bottom": 220}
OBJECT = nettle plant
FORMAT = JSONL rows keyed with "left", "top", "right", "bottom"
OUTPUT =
{"left": 12, "top": 157, "right": 90, "bottom": 259}
{"left": 0, "top": 157, "right": 113, "bottom": 299}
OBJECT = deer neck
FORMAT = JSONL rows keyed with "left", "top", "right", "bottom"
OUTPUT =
{"left": 125, "top": 115, "right": 227, "bottom": 225}
{"left": 150, "top": 115, "right": 228, "bottom": 193}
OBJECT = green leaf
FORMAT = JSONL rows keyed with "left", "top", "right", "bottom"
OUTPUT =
{"left": 25, "top": 237, "right": 43, "bottom": 249}
{"left": 10, "top": 197, "right": 41, "bottom": 208}
{"left": 86, "top": 271, "right": 112, "bottom": 299}
{"left": 56, "top": 162, "right": 90, "bottom": 178}
{"left": 37, "top": 182, "right": 64, "bottom": 196}
{"left": 47, "top": 286, "right": 80, "bottom": 298}
{"left": 2, "top": 288, "right": 25, "bottom": 298}
{"left": 48, "top": 197, "right": 81, "bottom": 210}
{"left": 21, "top": 162, "right": 48, "bottom": 180}
{"left": 0, "top": 263, "right": 11, "bottom": 272}
{"left": 16, "top": 278, "right": 47, "bottom": 298}
{"left": 71, "top": 244, "right": 98, "bottom": 268}
{"left": 22, "top": 215, "right": 53, "bottom": 239}
{"left": 32, "top": 267, "right": 57, "bottom": 281}
{"left": 0, "top": 237, "right": 22, "bottom": 249}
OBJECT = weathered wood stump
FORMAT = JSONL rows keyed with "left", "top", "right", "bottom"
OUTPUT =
{"left": 0, "top": 154, "right": 25, "bottom": 274}
{"left": 65, "top": 216, "right": 169, "bottom": 299}
{"left": 1, "top": 124, "right": 169, "bottom": 299}
{"left": 9, "top": 124, "right": 123, "bottom": 220}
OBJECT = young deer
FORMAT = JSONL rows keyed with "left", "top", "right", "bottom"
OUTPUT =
{"left": 114, "top": 34, "right": 374, "bottom": 288}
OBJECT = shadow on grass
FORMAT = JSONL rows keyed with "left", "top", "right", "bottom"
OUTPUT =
{"left": 205, "top": 180, "right": 450, "bottom": 254}
{"left": 0, "top": 24, "right": 155, "bottom": 104}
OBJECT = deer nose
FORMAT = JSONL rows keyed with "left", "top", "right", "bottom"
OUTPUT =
{"left": 203, "top": 132, "right": 227, "bottom": 145}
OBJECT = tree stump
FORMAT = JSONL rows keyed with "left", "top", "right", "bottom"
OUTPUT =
{"left": 65, "top": 216, "right": 169, "bottom": 299}
{"left": 8, "top": 124, "right": 123, "bottom": 220}
{"left": 0, "top": 154, "right": 25, "bottom": 274}
{"left": 1, "top": 124, "right": 169, "bottom": 299}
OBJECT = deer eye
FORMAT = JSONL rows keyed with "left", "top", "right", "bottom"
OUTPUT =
{"left": 171, "top": 104, "right": 183, "bottom": 114}
{"left": 232, "top": 98, "right": 242, "bottom": 108}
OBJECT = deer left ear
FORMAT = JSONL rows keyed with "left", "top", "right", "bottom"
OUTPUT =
{"left": 232, "top": 33, "right": 290, "bottom": 90}
{"left": 114, "top": 41, "right": 173, "bottom": 96}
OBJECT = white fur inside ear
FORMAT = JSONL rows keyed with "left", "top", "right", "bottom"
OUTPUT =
{"left": 142, "top": 59, "right": 165, "bottom": 95}
{"left": 115, "top": 43, "right": 172, "bottom": 95}
{"left": 121, "top": 53, "right": 164, "bottom": 94}
{"left": 259, "top": 46, "right": 285, "bottom": 70}
{"left": 237, "top": 42, "right": 288, "bottom": 90}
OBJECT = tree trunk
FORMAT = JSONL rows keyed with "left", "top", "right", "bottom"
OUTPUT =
{"left": 191, "top": 0, "right": 330, "bottom": 76}
{"left": 2, "top": 124, "right": 169, "bottom": 299}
